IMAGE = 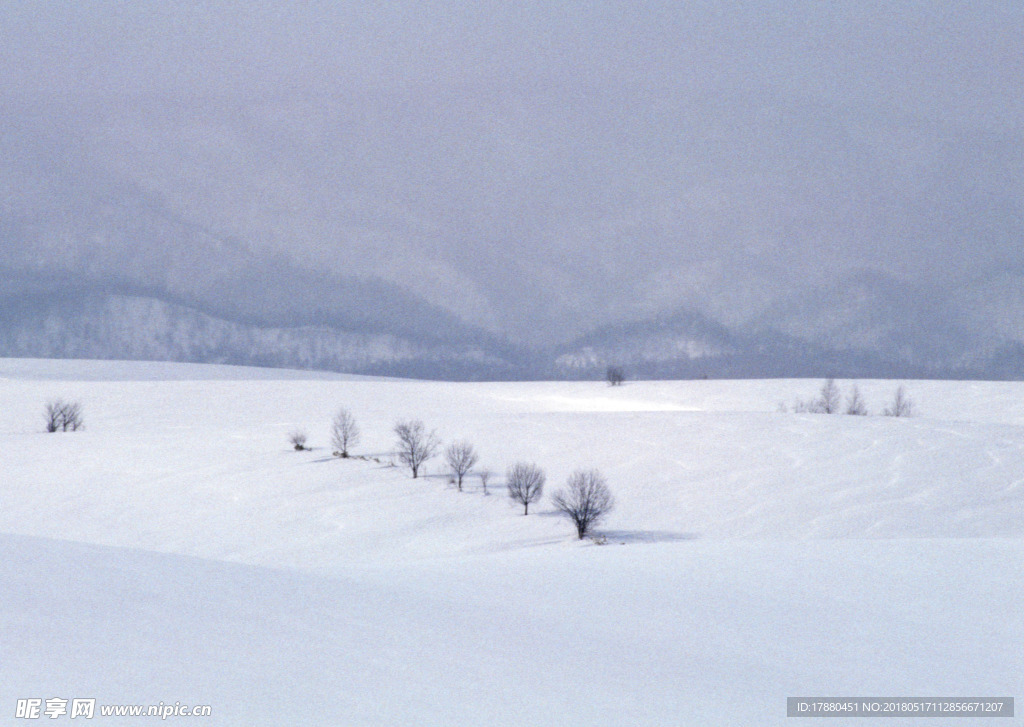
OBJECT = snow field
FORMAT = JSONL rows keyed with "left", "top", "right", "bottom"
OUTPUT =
{"left": 1, "top": 359, "right": 1022, "bottom": 725}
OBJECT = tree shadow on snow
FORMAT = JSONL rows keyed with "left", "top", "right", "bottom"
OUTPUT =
{"left": 591, "top": 530, "right": 700, "bottom": 544}
{"left": 305, "top": 452, "right": 397, "bottom": 468}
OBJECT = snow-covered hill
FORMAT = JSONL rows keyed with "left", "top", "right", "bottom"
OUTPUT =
{"left": 1, "top": 359, "right": 1021, "bottom": 725}
{"left": 0, "top": 293, "right": 518, "bottom": 380}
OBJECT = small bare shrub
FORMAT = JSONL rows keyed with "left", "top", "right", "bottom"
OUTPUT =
{"left": 45, "top": 401, "right": 62, "bottom": 433}
{"left": 791, "top": 379, "right": 841, "bottom": 414}
{"left": 884, "top": 386, "right": 914, "bottom": 417}
{"left": 792, "top": 398, "right": 820, "bottom": 414}
{"left": 845, "top": 385, "right": 868, "bottom": 415}
{"left": 45, "top": 399, "right": 83, "bottom": 432}
{"left": 288, "top": 430, "right": 309, "bottom": 450}
{"left": 818, "top": 378, "right": 840, "bottom": 414}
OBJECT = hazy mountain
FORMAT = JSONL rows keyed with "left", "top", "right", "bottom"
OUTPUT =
{"left": 1, "top": 3, "right": 1021, "bottom": 378}
{"left": 550, "top": 307, "right": 951, "bottom": 381}
{"left": 0, "top": 288, "right": 531, "bottom": 380}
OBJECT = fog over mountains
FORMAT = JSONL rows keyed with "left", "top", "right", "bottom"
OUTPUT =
{"left": 2, "top": 2, "right": 1022, "bottom": 379}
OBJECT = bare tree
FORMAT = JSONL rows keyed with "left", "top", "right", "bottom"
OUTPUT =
{"left": 552, "top": 469, "right": 615, "bottom": 539}
{"left": 479, "top": 469, "right": 491, "bottom": 495}
{"left": 45, "top": 399, "right": 83, "bottom": 432}
{"left": 606, "top": 365, "right": 626, "bottom": 387}
{"left": 791, "top": 398, "right": 814, "bottom": 413}
{"left": 45, "top": 400, "right": 63, "bottom": 433}
{"left": 845, "top": 384, "right": 868, "bottom": 416}
{"left": 506, "top": 462, "right": 545, "bottom": 515}
{"left": 288, "top": 430, "right": 308, "bottom": 450}
{"left": 393, "top": 419, "right": 440, "bottom": 478}
{"left": 445, "top": 441, "right": 479, "bottom": 491}
{"left": 884, "top": 385, "right": 914, "bottom": 417}
{"left": 65, "top": 402, "right": 83, "bottom": 431}
{"left": 818, "top": 378, "right": 840, "bottom": 414}
{"left": 330, "top": 408, "right": 360, "bottom": 458}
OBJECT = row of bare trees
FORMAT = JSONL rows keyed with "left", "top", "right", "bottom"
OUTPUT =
{"left": 389, "top": 425, "right": 614, "bottom": 537}
{"left": 388, "top": 417, "right": 615, "bottom": 538}
{"left": 785, "top": 379, "right": 915, "bottom": 417}
{"left": 391, "top": 421, "right": 491, "bottom": 497}
{"left": 289, "top": 408, "right": 614, "bottom": 539}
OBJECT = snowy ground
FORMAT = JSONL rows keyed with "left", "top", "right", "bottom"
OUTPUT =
{"left": 1, "top": 358, "right": 1021, "bottom": 725}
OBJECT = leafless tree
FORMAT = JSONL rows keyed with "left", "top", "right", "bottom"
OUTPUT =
{"left": 330, "top": 408, "right": 360, "bottom": 458}
{"left": 606, "top": 365, "right": 626, "bottom": 386}
{"left": 64, "top": 401, "right": 83, "bottom": 431}
{"left": 393, "top": 419, "right": 440, "bottom": 478}
{"left": 552, "top": 469, "right": 615, "bottom": 539}
{"left": 506, "top": 461, "right": 545, "bottom": 515}
{"left": 445, "top": 441, "right": 479, "bottom": 491}
{"left": 288, "top": 430, "right": 308, "bottom": 450}
{"left": 884, "top": 385, "right": 914, "bottom": 417}
{"left": 479, "top": 469, "right": 491, "bottom": 495}
{"left": 845, "top": 384, "right": 868, "bottom": 415}
{"left": 45, "top": 399, "right": 83, "bottom": 432}
{"left": 45, "top": 400, "right": 62, "bottom": 432}
{"left": 818, "top": 378, "right": 840, "bottom": 414}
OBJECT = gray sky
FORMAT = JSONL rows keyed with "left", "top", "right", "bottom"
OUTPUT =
{"left": 4, "top": 1, "right": 1019, "bottom": 108}
{"left": 2, "top": 1, "right": 1023, "bottom": 347}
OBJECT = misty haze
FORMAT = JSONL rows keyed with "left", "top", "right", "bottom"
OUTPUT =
{"left": 2, "top": 2, "right": 1022, "bottom": 378}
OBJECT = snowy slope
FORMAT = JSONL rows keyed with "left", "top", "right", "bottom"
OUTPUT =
{"left": 0, "top": 294, "right": 519, "bottom": 379}
{"left": 1, "top": 359, "right": 1021, "bottom": 725}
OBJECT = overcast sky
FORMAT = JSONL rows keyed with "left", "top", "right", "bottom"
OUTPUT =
{"left": 3, "top": 2, "right": 1020, "bottom": 111}
{"left": 2, "top": 2, "right": 1023, "bottom": 347}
